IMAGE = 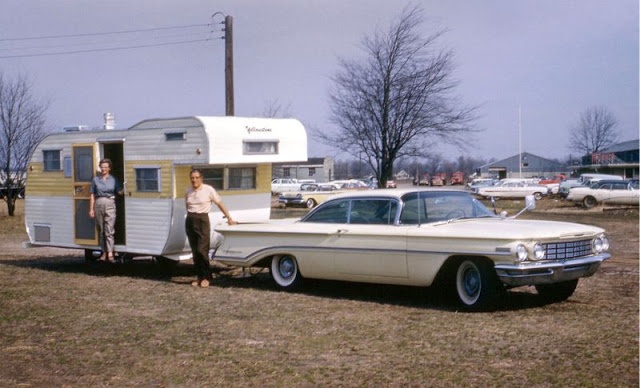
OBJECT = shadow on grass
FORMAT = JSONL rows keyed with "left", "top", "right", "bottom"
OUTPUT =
{"left": 0, "top": 254, "right": 562, "bottom": 312}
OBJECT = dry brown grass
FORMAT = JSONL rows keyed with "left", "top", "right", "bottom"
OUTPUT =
{"left": 0, "top": 198, "right": 638, "bottom": 386}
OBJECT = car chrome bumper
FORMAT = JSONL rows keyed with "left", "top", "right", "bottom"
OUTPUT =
{"left": 494, "top": 253, "right": 611, "bottom": 286}
{"left": 278, "top": 199, "right": 304, "bottom": 206}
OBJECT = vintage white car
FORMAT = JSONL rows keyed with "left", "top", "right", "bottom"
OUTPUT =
{"left": 278, "top": 183, "right": 342, "bottom": 208}
{"left": 215, "top": 189, "right": 610, "bottom": 311}
{"left": 477, "top": 179, "right": 550, "bottom": 200}
{"left": 566, "top": 179, "right": 639, "bottom": 208}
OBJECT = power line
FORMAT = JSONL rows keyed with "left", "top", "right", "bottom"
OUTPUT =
{"left": 0, "top": 22, "right": 222, "bottom": 59}
{"left": 0, "top": 39, "right": 211, "bottom": 59}
{"left": 0, "top": 31, "right": 211, "bottom": 52}
{"left": 0, "top": 23, "right": 211, "bottom": 42}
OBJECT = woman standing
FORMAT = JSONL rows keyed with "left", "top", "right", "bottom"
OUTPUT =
{"left": 89, "top": 158, "right": 124, "bottom": 262}
{"left": 185, "top": 169, "right": 236, "bottom": 288}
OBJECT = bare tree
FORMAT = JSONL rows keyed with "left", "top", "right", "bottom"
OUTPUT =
{"left": 261, "top": 98, "right": 293, "bottom": 118}
{"left": 316, "top": 5, "right": 477, "bottom": 187}
{"left": 0, "top": 73, "right": 49, "bottom": 216}
{"left": 568, "top": 106, "right": 619, "bottom": 156}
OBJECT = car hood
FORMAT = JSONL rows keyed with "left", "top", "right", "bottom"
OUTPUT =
{"left": 426, "top": 218, "right": 604, "bottom": 240}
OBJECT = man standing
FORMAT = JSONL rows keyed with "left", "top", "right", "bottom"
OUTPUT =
{"left": 185, "top": 169, "right": 236, "bottom": 288}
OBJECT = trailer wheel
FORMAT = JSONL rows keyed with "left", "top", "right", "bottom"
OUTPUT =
{"left": 270, "top": 255, "right": 303, "bottom": 290}
{"left": 84, "top": 249, "right": 98, "bottom": 263}
{"left": 154, "top": 256, "right": 178, "bottom": 273}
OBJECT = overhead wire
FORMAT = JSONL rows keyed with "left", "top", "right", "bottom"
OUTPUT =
{"left": 0, "top": 22, "right": 222, "bottom": 59}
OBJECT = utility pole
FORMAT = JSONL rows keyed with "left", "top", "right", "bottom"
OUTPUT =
{"left": 224, "top": 15, "right": 234, "bottom": 116}
{"left": 212, "top": 12, "right": 234, "bottom": 116}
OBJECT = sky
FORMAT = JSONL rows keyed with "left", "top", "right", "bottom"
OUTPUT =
{"left": 1, "top": 0, "right": 638, "bottom": 162}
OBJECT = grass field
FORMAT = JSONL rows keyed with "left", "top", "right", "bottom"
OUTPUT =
{"left": 0, "top": 199, "right": 638, "bottom": 386}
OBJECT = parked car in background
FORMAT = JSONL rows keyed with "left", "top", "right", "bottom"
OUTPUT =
{"left": 278, "top": 183, "right": 342, "bottom": 208}
{"left": 467, "top": 178, "right": 497, "bottom": 193}
{"left": 537, "top": 174, "right": 566, "bottom": 194}
{"left": 416, "top": 174, "right": 431, "bottom": 186}
{"left": 476, "top": 179, "right": 550, "bottom": 200}
{"left": 385, "top": 180, "right": 397, "bottom": 188}
{"left": 558, "top": 178, "right": 583, "bottom": 197}
{"left": 430, "top": 173, "right": 447, "bottom": 186}
{"left": 271, "top": 178, "right": 304, "bottom": 195}
{"left": 329, "top": 179, "right": 373, "bottom": 190}
{"left": 0, "top": 185, "right": 25, "bottom": 199}
{"left": 215, "top": 189, "right": 611, "bottom": 311}
{"left": 450, "top": 171, "right": 465, "bottom": 185}
{"left": 566, "top": 179, "right": 639, "bottom": 208}
{"left": 559, "top": 174, "right": 623, "bottom": 198}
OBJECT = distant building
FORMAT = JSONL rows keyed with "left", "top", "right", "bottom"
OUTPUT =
{"left": 576, "top": 139, "right": 639, "bottom": 179}
{"left": 477, "top": 152, "right": 566, "bottom": 180}
{"left": 272, "top": 157, "right": 334, "bottom": 183}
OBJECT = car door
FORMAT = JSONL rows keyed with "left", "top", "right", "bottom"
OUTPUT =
{"left": 305, "top": 198, "right": 408, "bottom": 280}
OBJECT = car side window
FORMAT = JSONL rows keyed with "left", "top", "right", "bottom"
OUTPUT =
{"left": 348, "top": 199, "right": 398, "bottom": 225}
{"left": 304, "top": 198, "right": 350, "bottom": 223}
{"left": 400, "top": 193, "right": 426, "bottom": 225}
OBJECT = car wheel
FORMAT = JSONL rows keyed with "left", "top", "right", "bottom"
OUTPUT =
{"left": 306, "top": 198, "right": 317, "bottom": 208}
{"left": 533, "top": 192, "right": 543, "bottom": 200}
{"left": 270, "top": 255, "right": 303, "bottom": 290}
{"left": 454, "top": 258, "right": 502, "bottom": 311}
{"left": 583, "top": 196, "right": 597, "bottom": 208}
{"left": 535, "top": 279, "right": 579, "bottom": 303}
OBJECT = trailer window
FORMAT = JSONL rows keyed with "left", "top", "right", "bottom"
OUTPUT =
{"left": 134, "top": 167, "right": 160, "bottom": 192}
{"left": 243, "top": 140, "right": 278, "bottom": 154}
{"left": 229, "top": 167, "right": 256, "bottom": 190}
{"left": 200, "top": 168, "right": 223, "bottom": 191}
{"left": 43, "top": 150, "right": 61, "bottom": 171}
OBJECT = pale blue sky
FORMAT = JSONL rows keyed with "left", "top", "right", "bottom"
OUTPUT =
{"left": 1, "top": 0, "right": 637, "bottom": 161}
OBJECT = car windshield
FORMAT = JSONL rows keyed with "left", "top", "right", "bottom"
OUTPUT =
{"left": 302, "top": 191, "right": 496, "bottom": 225}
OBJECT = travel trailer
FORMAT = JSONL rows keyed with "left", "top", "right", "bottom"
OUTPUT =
{"left": 24, "top": 116, "right": 307, "bottom": 262}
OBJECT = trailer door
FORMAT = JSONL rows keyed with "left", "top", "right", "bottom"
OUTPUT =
{"left": 72, "top": 144, "right": 98, "bottom": 245}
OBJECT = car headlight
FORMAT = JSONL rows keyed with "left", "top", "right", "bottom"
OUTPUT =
{"left": 515, "top": 244, "right": 528, "bottom": 262}
{"left": 532, "top": 243, "right": 545, "bottom": 260}
{"left": 592, "top": 234, "right": 610, "bottom": 253}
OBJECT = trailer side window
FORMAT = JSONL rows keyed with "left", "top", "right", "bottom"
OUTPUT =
{"left": 134, "top": 167, "right": 160, "bottom": 192}
{"left": 200, "top": 168, "right": 223, "bottom": 191}
{"left": 229, "top": 167, "right": 256, "bottom": 190}
{"left": 43, "top": 150, "right": 61, "bottom": 171}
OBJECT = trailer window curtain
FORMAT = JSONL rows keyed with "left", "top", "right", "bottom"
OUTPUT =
{"left": 228, "top": 167, "right": 256, "bottom": 190}
{"left": 200, "top": 168, "right": 223, "bottom": 191}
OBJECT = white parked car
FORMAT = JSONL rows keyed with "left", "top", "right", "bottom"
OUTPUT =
{"left": 214, "top": 189, "right": 610, "bottom": 311}
{"left": 566, "top": 179, "right": 639, "bottom": 208}
{"left": 271, "top": 178, "right": 302, "bottom": 195}
{"left": 476, "top": 180, "right": 549, "bottom": 200}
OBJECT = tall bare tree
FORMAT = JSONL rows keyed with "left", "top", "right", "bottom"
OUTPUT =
{"left": 317, "top": 6, "right": 477, "bottom": 187}
{"left": 0, "top": 73, "right": 49, "bottom": 216}
{"left": 568, "top": 106, "right": 619, "bottom": 156}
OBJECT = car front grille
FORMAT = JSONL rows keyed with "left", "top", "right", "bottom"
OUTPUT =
{"left": 543, "top": 239, "right": 593, "bottom": 260}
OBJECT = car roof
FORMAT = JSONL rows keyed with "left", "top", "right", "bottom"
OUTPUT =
{"left": 325, "top": 188, "right": 465, "bottom": 201}
{"left": 597, "top": 180, "right": 630, "bottom": 184}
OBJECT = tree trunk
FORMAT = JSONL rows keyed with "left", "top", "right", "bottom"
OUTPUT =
{"left": 6, "top": 196, "right": 16, "bottom": 216}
